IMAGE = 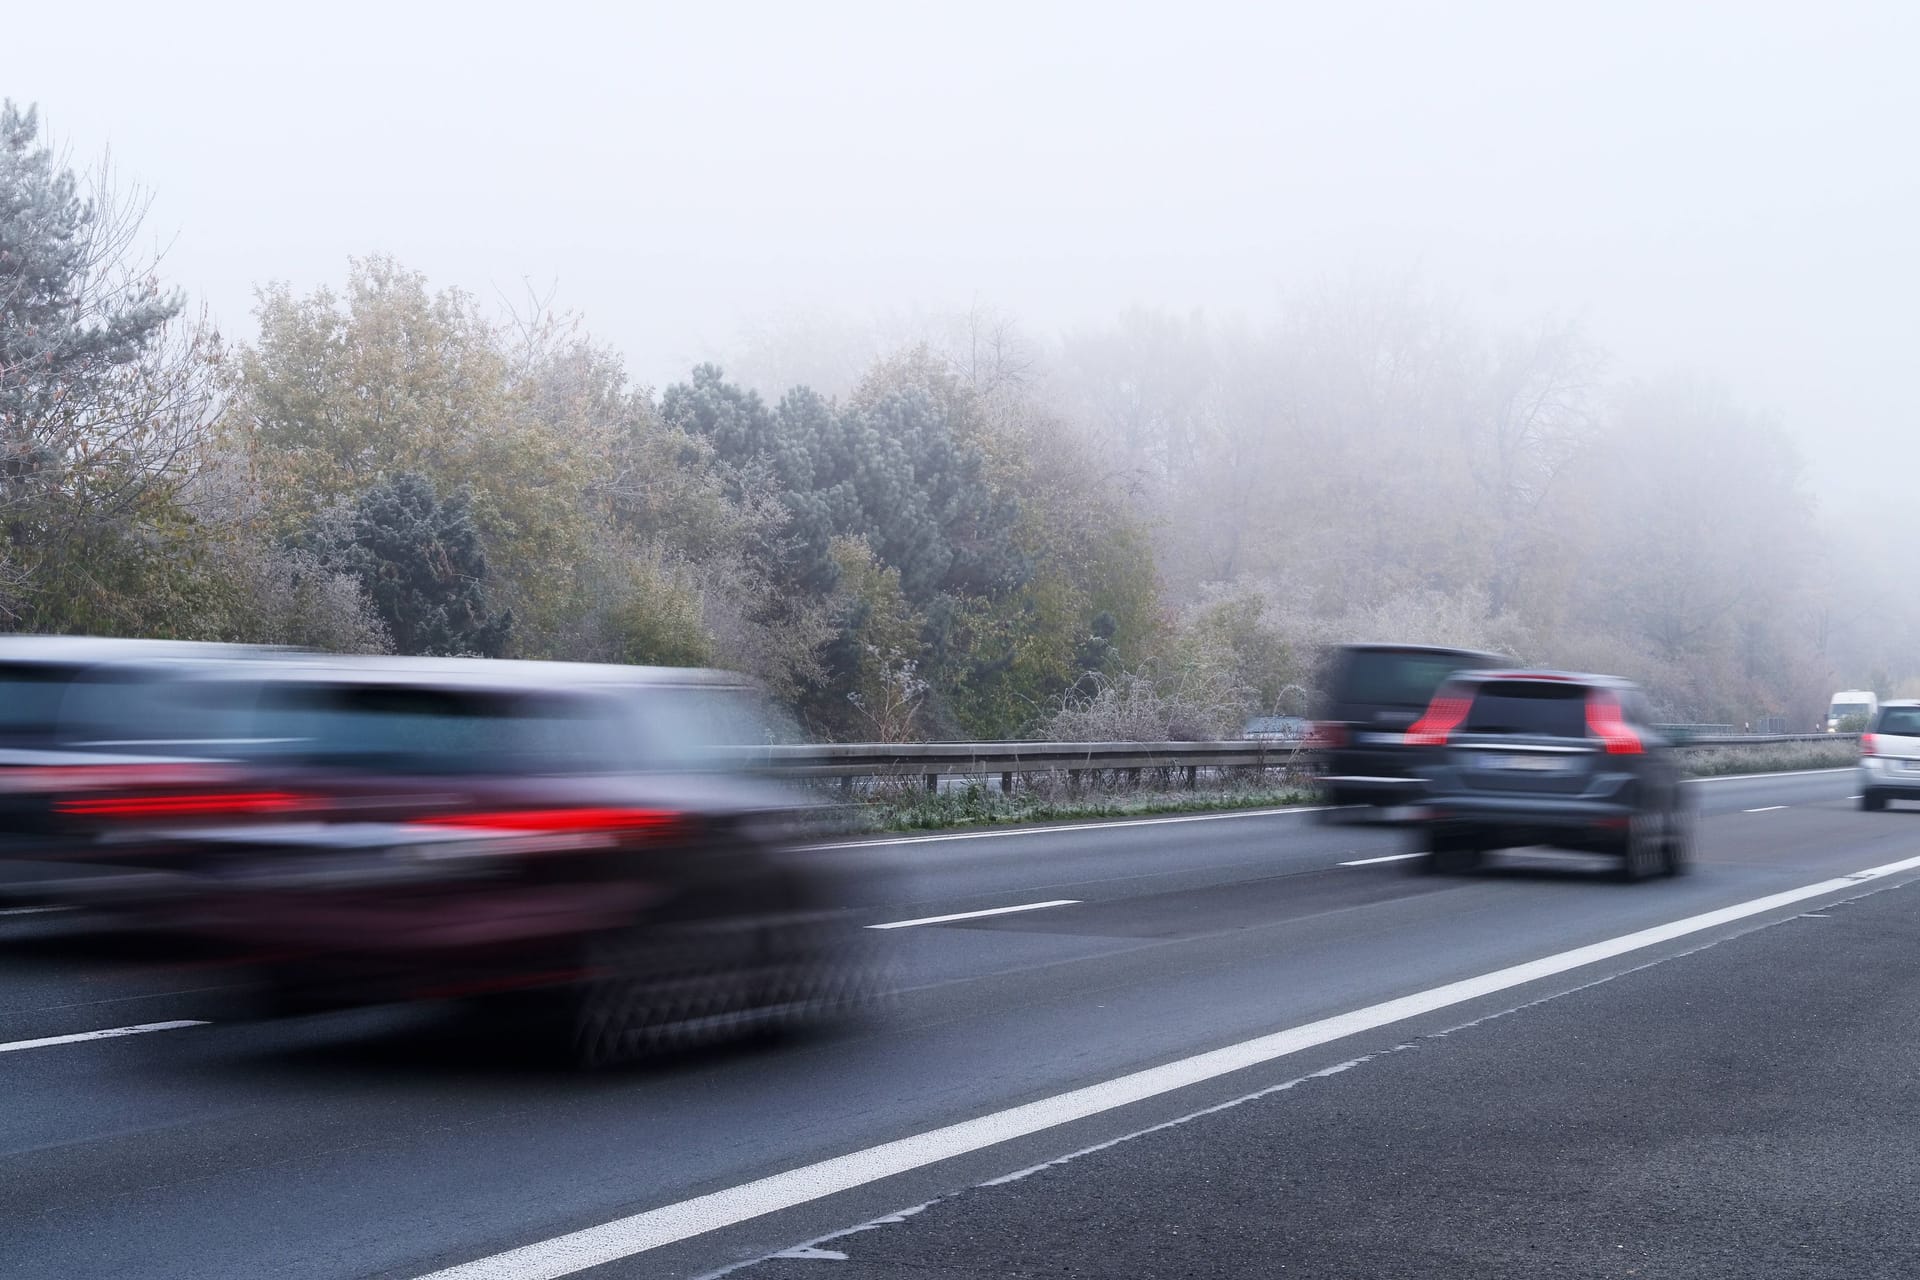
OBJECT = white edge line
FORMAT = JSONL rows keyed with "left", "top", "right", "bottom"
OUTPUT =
{"left": 1743, "top": 805, "right": 1788, "bottom": 813}
{"left": 866, "top": 900, "right": 1082, "bottom": 930}
{"left": 1696, "top": 767, "right": 1851, "bottom": 782}
{"left": 1338, "top": 852, "right": 1425, "bottom": 867}
{"left": 0, "top": 905, "right": 69, "bottom": 917}
{"left": 802, "top": 805, "right": 1333, "bottom": 851}
{"left": 410, "top": 848, "right": 1920, "bottom": 1280}
{"left": 0, "top": 1020, "right": 208, "bottom": 1054}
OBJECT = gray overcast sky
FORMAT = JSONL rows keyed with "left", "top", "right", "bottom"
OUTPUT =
{"left": 5, "top": 0, "right": 1915, "bottom": 501}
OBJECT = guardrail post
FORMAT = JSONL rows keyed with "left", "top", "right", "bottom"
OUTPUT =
{"left": 925, "top": 772, "right": 938, "bottom": 793}
{"left": 1000, "top": 770, "right": 1014, "bottom": 794}
{"left": 1185, "top": 765, "right": 1197, "bottom": 789}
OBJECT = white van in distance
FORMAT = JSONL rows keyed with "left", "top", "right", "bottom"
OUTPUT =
{"left": 1828, "top": 690, "right": 1878, "bottom": 732}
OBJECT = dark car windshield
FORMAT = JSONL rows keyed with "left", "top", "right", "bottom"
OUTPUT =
{"left": 1335, "top": 650, "right": 1484, "bottom": 710}
{"left": 1875, "top": 707, "right": 1920, "bottom": 737}
{"left": 1463, "top": 681, "right": 1590, "bottom": 738}
{"left": 0, "top": 662, "right": 209, "bottom": 751}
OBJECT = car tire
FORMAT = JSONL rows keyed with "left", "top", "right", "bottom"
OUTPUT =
{"left": 1861, "top": 790, "right": 1886, "bottom": 813}
{"left": 1617, "top": 811, "right": 1661, "bottom": 882}
{"left": 1661, "top": 805, "right": 1693, "bottom": 877}
{"left": 1420, "top": 829, "right": 1484, "bottom": 875}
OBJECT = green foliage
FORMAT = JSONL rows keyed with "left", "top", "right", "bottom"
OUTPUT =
{"left": 306, "top": 472, "right": 511, "bottom": 657}
{"left": 0, "top": 100, "right": 217, "bottom": 625}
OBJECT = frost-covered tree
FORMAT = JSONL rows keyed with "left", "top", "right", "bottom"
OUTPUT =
{"left": 306, "top": 472, "right": 512, "bottom": 657}
{"left": 0, "top": 100, "right": 218, "bottom": 615}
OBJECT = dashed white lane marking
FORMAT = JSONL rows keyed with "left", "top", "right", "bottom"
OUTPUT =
{"left": 1338, "top": 852, "right": 1425, "bottom": 867}
{"left": 867, "top": 900, "right": 1081, "bottom": 930}
{"left": 1744, "top": 805, "right": 1788, "bottom": 813}
{"left": 0, "top": 1020, "right": 208, "bottom": 1054}
{"left": 412, "top": 848, "right": 1920, "bottom": 1280}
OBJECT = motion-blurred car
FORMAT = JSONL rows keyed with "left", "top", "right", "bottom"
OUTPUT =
{"left": 80, "top": 656, "right": 861, "bottom": 1064}
{"left": 1860, "top": 701, "right": 1920, "bottom": 811}
{"left": 1404, "top": 670, "right": 1691, "bottom": 879}
{"left": 0, "top": 635, "right": 286, "bottom": 906}
{"left": 1311, "top": 643, "right": 1500, "bottom": 811}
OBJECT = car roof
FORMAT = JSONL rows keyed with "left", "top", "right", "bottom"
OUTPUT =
{"left": 1453, "top": 668, "right": 1636, "bottom": 689}
{"left": 183, "top": 653, "right": 750, "bottom": 695}
{"left": 0, "top": 635, "right": 289, "bottom": 668}
{"left": 1337, "top": 643, "right": 1502, "bottom": 659}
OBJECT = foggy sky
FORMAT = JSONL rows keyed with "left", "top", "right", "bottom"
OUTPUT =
{"left": 5, "top": 0, "right": 1915, "bottom": 507}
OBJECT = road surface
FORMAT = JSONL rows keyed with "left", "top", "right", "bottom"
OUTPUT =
{"left": 5, "top": 767, "right": 1915, "bottom": 1279}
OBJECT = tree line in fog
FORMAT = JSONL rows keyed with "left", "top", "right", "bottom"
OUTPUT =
{"left": 4, "top": 102, "right": 1910, "bottom": 739}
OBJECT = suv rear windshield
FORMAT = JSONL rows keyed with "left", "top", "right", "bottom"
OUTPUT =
{"left": 1334, "top": 649, "right": 1486, "bottom": 710}
{"left": 187, "top": 683, "right": 635, "bottom": 776}
{"left": 1874, "top": 707, "right": 1920, "bottom": 737}
{"left": 1463, "top": 681, "right": 1590, "bottom": 738}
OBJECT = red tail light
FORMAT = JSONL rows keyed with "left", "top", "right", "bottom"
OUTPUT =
{"left": 414, "top": 807, "right": 687, "bottom": 837}
{"left": 1406, "top": 693, "right": 1472, "bottom": 747}
{"left": 1306, "top": 721, "right": 1347, "bottom": 749}
{"left": 1862, "top": 733, "right": 1878, "bottom": 757}
{"left": 1586, "top": 694, "right": 1643, "bottom": 755}
{"left": 56, "top": 791, "right": 313, "bottom": 818}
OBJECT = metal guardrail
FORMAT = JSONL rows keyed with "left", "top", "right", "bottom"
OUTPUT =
{"left": 733, "top": 734, "right": 1855, "bottom": 790}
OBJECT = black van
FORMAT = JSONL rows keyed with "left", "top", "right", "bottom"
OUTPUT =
{"left": 1313, "top": 643, "right": 1501, "bottom": 810}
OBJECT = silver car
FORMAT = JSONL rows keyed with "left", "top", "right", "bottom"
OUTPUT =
{"left": 1860, "top": 701, "right": 1920, "bottom": 811}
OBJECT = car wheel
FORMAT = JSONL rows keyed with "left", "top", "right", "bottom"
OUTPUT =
{"left": 1861, "top": 790, "right": 1886, "bottom": 813}
{"left": 1661, "top": 806, "right": 1692, "bottom": 877}
{"left": 1617, "top": 811, "right": 1661, "bottom": 882}
{"left": 1423, "top": 829, "right": 1484, "bottom": 875}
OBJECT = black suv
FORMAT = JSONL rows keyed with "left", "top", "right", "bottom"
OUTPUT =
{"left": 1404, "top": 670, "right": 1690, "bottom": 879}
{"left": 1314, "top": 643, "right": 1501, "bottom": 810}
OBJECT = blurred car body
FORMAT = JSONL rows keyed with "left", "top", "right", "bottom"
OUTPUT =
{"left": 1406, "top": 670, "right": 1691, "bottom": 880}
{"left": 80, "top": 656, "right": 858, "bottom": 1063}
{"left": 0, "top": 636, "right": 287, "bottom": 906}
{"left": 1859, "top": 701, "right": 1920, "bottom": 811}
{"left": 1312, "top": 643, "right": 1500, "bottom": 811}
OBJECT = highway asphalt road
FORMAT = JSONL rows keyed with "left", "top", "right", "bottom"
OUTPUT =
{"left": 4, "top": 767, "right": 1916, "bottom": 1279}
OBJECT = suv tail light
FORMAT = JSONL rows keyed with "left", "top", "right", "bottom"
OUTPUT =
{"left": 1585, "top": 694, "right": 1643, "bottom": 755}
{"left": 414, "top": 808, "right": 688, "bottom": 838}
{"left": 1306, "top": 721, "right": 1347, "bottom": 750}
{"left": 56, "top": 791, "right": 315, "bottom": 818}
{"left": 1406, "top": 692, "right": 1472, "bottom": 747}
{"left": 1862, "top": 733, "right": 1878, "bottom": 757}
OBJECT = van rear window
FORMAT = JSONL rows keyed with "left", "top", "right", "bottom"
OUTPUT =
{"left": 1464, "top": 682, "right": 1590, "bottom": 738}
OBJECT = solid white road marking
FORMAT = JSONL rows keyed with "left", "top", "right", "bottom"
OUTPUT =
{"left": 0, "top": 1020, "right": 207, "bottom": 1054}
{"left": 411, "top": 848, "right": 1920, "bottom": 1280}
{"left": 867, "top": 900, "right": 1082, "bottom": 930}
{"left": 1338, "top": 852, "right": 1425, "bottom": 867}
{"left": 804, "top": 806, "right": 1334, "bottom": 851}
{"left": 1744, "top": 806, "right": 1788, "bottom": 813}
{"left": 1696, "top": 768, "right": 1849, "bottom": 783}
{"left": 0, "top": 906, "right": 67, "bottom": 917}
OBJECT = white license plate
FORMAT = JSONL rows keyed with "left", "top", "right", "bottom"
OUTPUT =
{"left": 1497, "top": 755, "right": 1567, "bottom": 772}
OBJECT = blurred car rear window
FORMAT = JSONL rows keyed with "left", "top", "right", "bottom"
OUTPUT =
{"left": 1463, "top": 682, "right": 1589, "bottom": 738}
{"left": 1335, "top": 651, "right": 1473, "bottom": 709}
{"left": 207, "top": 683, "right": 634, "bottom": 776}
{"left": 1875, "top": 707, "right": 1920, "bottom": 737}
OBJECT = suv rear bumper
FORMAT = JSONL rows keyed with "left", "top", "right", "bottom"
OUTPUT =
{"left": 1860, "top": 759, "right": 1920, "bottom": 796}
{"left": 1421, "top": 795, "right": 1637, "bottom": 847}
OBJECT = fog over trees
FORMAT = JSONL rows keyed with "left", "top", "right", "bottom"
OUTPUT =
{"left": 3, "top": 98, "right": 1913, "bottom": 738}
